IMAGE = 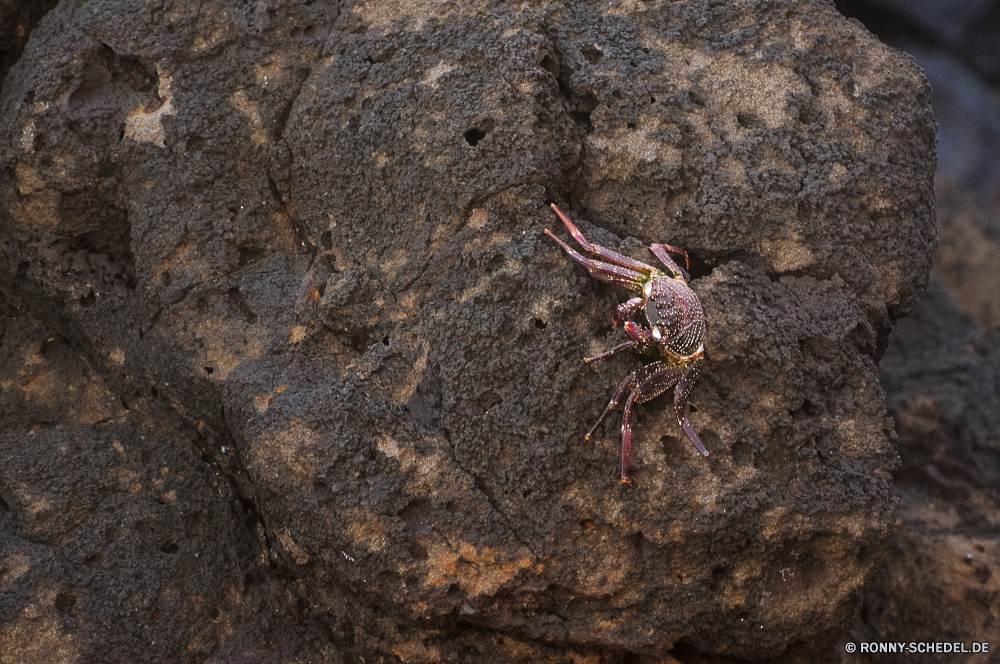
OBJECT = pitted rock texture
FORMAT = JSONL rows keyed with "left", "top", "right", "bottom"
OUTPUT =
{"left": 838, "top": 186, "right": 1000, "bottom": 664}
{"left": 0, "top": 0, "right": 935, "bottom": 662}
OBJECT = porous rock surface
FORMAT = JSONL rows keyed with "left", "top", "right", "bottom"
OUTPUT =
{"left": 827, "top": 2, "right": 1000, "bottom": 659}
{"left": 840, "top": 183, "right": 1000, "bottom": 664}
{"left": 0, "top": 0, "right": 935, "bottom": 662}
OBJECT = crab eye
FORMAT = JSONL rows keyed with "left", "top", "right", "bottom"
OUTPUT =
{"left": 651, "top": 327, "right": 662, "bottom": 341}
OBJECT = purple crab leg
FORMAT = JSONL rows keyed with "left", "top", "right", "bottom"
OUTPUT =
{"left": 585, "top": 372, "right": 634, "bottom": 441}
{"left": 584, "top": 340, "right": 636, "bottom": 363}
{"left": 549, "top": 203, "right": 661, "bottom": 275}
{"left": 544, "top": 229, "right": 647, "bottom": 291}
{"left": 619, "top": 361, "right": 692, "bottom": 484}
{"left": 620, "top": 392, "right": 639, "bottom": 486}
{"left": 649, "top": 243, "right": 690, "bottom": 276}
{"left": 582, "top": 322, "right": 653, "bottom": 364}
{"left": 612, "top": 297, "right": 645, "bottom": 326}
{"left": 674, "top": 358, "right": 709, "bottom": 456}
{"left": 623, "top": 321, "right": 652, "bottom": 343}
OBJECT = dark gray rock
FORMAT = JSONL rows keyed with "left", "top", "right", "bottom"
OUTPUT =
{"left": 0, "top": 0, "right": 935, "bottom": 661}
{"left": 839, "top": 185, "right": 1000, "bottom": 664}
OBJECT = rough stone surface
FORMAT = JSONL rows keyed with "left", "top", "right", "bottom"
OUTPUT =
{"left": 829, "top": 2, "right": 1000, "bottom": 659}
{"left": 837, "top": 185, "right": 1000, "bottom": 664}
{"left": 0, "top": 0, "right": 935, "bottom": 661}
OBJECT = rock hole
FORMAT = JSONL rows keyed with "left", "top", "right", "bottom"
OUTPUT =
{"left": 533, "top": 318, "right": 547, "bottom": 329}
{"left": 687, "top": 89, "right": 706, "bottom": 107}
{"left": 791, "top": 399, "right": 820, "bottom": 421}
{"left": 84, "top": 552, "right": 104, "bottom": 568}
{"left": 710, "top": 564, "right": 729, "bottom": 592}
{"left": 463, "top": 128, "right": 485, "bottom": 146}
{"left": 736, "top": 112, "right": 761, "bottom": 129}
{"left": 408, "top": 542, "right": 429, "bottom": 561}
{"left": 39, "top": 337, "right": 60, "bottom": 359}
{"left": 54, "top": 591, "right": 77, "bottom": 614}
{"left": 581, "top": 44, "right": 603, "bottom": 64}
{"left": 160, "top": 541, "right": 178, "bottom": 554}
{"left": 399, "top": 500, "right": 432, "bottom": 534}
{"left": 580, "top": 519, "right": 594, "bottom": 530}
{"left": 238, "top": 246, "right": 267, "bottom": 267}
{"left": 203, "top": 366, "right": 214, "bottom": 374}
{"left": 320, "top": 230, "right": 333, "bottom": 250}
{"left": 626, "top": 122, "right": 636, "bottom": 130}
{"left": 160, "top": 271, "right": 171, "bottom": 286}
{"left": 80, "top": 291, "right": 96, "bottom": 308}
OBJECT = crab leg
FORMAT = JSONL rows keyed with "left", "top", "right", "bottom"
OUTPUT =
{"left": 582, "top": 322, "right": 653, "bottom": 364}
{"left": 674, "top": 358, "right": 709, "bottom": 456}
{"left": 612, "top": 297, "right": 645, "bottom": 326}
{"left": 548, "top": 203, "right": 661, "bottom": 275}
{"left": 585, "top": 372, "right": 634, "bottom": 441}
{"left": 649, "top": 244, "right": 690, "bottom": 278}
{"left": 618, "top": 361, "right": 688, "bottom": 484}
{"left": 619, "top": 392, "right": 640, "bottom": 486}
{"left": 584, "top": 340, "right": 636, "bottom": 363}
{"left": 623, "top": 321, "right": 652, "bottom": 343}
{"left": 544, "top": 229, "right": 647, "bottom": 291}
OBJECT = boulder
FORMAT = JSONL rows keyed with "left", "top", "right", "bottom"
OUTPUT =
{"left": 0, "top": 0, "right": 935, "bottom": 660}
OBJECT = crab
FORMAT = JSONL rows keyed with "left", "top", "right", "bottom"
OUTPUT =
{"left": 545, "top": 203, "right": 709, "bottom": 486}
